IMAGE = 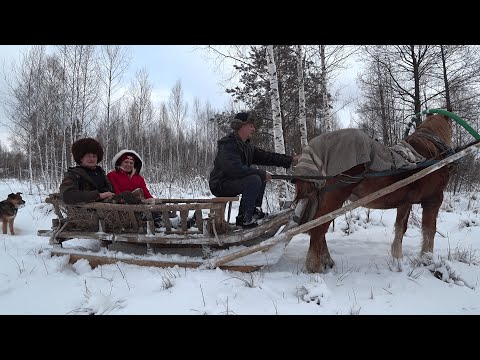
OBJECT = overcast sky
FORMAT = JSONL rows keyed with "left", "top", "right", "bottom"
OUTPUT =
{"left": 0, "top": 45, "right": 359, "bottom": 147}
{"left": 127, "top": 45, "right": 235, "bottom": 109}
{"left": 0, "top": 45, "right": 236, "bottom": 147}
{"left": 0, "top": 45, "right": 234, "bottom": 107}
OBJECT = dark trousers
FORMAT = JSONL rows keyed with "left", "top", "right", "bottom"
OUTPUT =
{"left": 218, "top": 174, "right": 266, "bottom": 219}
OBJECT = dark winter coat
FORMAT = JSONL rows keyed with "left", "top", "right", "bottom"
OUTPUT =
{"left": 59, "top": 165, "right": 114, "bottom": 204}
{"left": 209, "top": 132, "right": 293, "bottom": 196}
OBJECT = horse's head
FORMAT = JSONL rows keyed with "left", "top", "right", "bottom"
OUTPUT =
{"left": 417, "top": 113, "right": 453, "bottom": 147}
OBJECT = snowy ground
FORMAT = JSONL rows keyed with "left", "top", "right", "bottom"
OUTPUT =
{"left": 1, "top": 180, "right": 479, "bottom": 315}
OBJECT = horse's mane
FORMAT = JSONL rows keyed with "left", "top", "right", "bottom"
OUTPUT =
{"left": 414, "top": 114, "right": 453, "bottom": 146}
{"left": 406, "top": 114, "right": 452, "bottom": 158}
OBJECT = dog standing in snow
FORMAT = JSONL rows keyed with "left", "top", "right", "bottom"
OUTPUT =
{"left": 0, "top": 192, "right": 25, "bottom": 235}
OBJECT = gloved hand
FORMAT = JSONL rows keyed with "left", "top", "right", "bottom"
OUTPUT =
{"left": 292, "top": 154, "right": 301, "bottom": 166}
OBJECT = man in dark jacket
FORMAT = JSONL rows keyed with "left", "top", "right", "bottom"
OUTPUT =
{"left": 59, "top": 138, "right": 116, "bottom": 204}
{"left": 209, "top": 112, "right": 299, "bottom": 228}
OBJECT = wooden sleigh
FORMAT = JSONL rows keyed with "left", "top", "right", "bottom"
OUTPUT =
{"left": 37, "top": 194, "right": 294, "bottom": 272}
{"left": 37, "top": 141, "right": 480, "bottom": 272}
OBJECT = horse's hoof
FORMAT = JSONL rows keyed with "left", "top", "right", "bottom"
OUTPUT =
{"left": 305, "top": 264, "right": 326, "bottom": 274}
{"left": 305, "top": 249, "right": 336, "bottom": 273}
{"left": 305, "top": 257, "right": 335, "bottom": 273}
{"left": 325, "top": 259, "right": 335, "bottom": 269}
{"left": 421, "top": 247, "right": 434, "bottom": 255}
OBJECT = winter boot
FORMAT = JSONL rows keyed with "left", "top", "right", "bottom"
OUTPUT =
{"left": 235, "top": 214, "right": 258, "bottom": 229}
{"left": 253, "top": 207, "right": 266, "bottom": 220}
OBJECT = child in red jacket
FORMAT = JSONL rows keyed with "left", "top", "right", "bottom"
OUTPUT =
{"left": 107, "top": 150, "right": 153, "bottom": 200}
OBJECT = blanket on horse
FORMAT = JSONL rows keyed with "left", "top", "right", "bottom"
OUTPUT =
{"left": 294, "top": 128, "right": 425, "bottom": 186}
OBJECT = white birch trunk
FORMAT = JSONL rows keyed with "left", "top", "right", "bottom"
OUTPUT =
{"left": 296, "top": 45, "right": 308, "bottom": 147}
{"left": 266, "top": 45, "right": 287, "bottom": 206}
{"left": 35, "top": 132, "right": 46, "bottom": 187}
{"left": 28, "top": 137, "right": 33, "bottom": 195}
{"left": 318, "top": 45, "right": 332, "bottom": 132}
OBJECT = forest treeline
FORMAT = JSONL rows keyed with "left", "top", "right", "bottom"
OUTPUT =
{"left": 0, "top": 45, "right": 479, "bottom": 195}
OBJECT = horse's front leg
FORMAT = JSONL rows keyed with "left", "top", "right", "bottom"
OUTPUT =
{"left": 420, "top": 201, "right": 442, "bottom": 255}
{"left": 391, "top": 204, "right": 412, "bottom": 258}
{"left": 305, "top": 185, "right": 357, "bottom": 273}
{"left": 306, "top": 221, "right": 335, "bottom": 273}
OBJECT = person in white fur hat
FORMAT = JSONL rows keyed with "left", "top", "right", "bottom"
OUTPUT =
{"left": 107, "top": 149, "right": 153, "bottom": 201}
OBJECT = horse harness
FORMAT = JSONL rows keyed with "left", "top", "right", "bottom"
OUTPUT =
{"left": 300, "top": 128, "right": 456, "bottom": 194}
{"left": 411, "top": 128, "right": 453, "bottom": 156}
{"left": 322, "top": 129, "right": 456, "bottom": 193}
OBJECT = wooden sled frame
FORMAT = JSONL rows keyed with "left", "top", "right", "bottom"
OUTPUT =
{"left": 38, "top": 194, "right": 293, "bottom": 272}
{"left": 44, "top": 194, "right": 240, "bottom": 242}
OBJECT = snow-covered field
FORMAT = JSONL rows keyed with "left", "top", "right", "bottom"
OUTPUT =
{"left": 1, "top": 180, "right": 479, "bottom": 315}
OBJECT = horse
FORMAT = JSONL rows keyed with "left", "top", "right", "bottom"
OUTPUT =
{"left": 294, "top": 113, "right": 453, "bottom": 273}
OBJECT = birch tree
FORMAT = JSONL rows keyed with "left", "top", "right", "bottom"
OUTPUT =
{"left": 1, "top": 45, "right": 47, "bottom": 192}
{"left": 98, "top": 45, "right": 130, "bottom": 166}
{"left": 167, "top": 80, "right": 189, "bottom": 180}
{"left": 356, "top": 51, "right": 403, "bottom": 145}
{"left": 296, "top": 45, "right": 308, "bottom": 147}
{"left": 56, "top": 45, "right": 100, "bottom": 166}
{"left": 125, "top": 68, "right": 154, "bottom": 152}
{"left": 266, "top": 45, "right": 288, "bottom": 205}
{"left": 317, "top": 45, "right": 332, "bottom": 132}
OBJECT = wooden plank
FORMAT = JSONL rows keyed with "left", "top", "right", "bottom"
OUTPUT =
{"left": 153, "top": 197, "right": 239, "bottom": 204}
{"left": 96, "top": 210, "right": 105, "bottom": 232}
{"left": 144, "top": 211, "right": 155, "bottom": 234}
{"left": 162, "top": 210, "right": 172, "bottom": 232}
{"left": 180, "top": 209, "right": 189, "bottom": 231}
{"left": 209, "top": 204, "right": 221, "bottom": 235}
{"left": 46, "top": 196, "right": 238, "bottom": 207}
{"left": 164, "top": 229, "right": 202, "bottom": 235}
{"left": 227, "top": 201, "right": 233, "bottom": 224}
{"left": 70, "top": 203, "right": 231, "bottom": 212}
{"left": 204, "top": 142, "right": 480, "bottom": 268}
{"left": 53, "top": 203, "right": 64, "bottom": 220}
{"left": 114, "top": 210, "right": 124, "bottom": 229}
{"left": 195, "top": 209, "right": 203, "bottom": 232}
{"left": 39, "top": 209, "right": 292, "bottom": 246}
{"left": 127, "top": 210, "right": 139, "bottom": 230}
{"left": 47, "top": 220, "right": 70, "bottom": 245}
{"left": 51, "top": 249, "right": 260, "bottom": 272}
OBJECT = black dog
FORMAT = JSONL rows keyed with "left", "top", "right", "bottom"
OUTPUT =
{"left": 0, "top": 192, "right": 25, "bottom": 235}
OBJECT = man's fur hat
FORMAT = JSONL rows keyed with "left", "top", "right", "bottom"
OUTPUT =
{"left": 71, "top": 138, "right": 104, "bottom": 164}
{"left": 231, "top": 112, "right": 256, "bottom": 130}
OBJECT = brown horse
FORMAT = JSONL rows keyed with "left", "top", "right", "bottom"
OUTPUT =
{"left": 294, "top": 114, "right": 453, "bottom": 273}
